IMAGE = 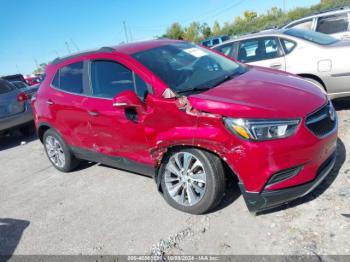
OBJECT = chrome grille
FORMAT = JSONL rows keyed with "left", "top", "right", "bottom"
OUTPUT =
{"left": 305, "top": 102, "right": 337, "bottom": 138}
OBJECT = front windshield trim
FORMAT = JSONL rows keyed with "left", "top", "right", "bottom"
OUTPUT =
{"left": 284, "top": 28, "right": 338, "bottom": 46}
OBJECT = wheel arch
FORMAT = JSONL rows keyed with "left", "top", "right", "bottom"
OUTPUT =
{"left": 154, "top": 144, "right": 239, "bottom": 192}
{"left": 37, "top": 123, "right": 53, "bottom": 143}
{"left": 297, "top": 73, "right": 327, "bottom": 91}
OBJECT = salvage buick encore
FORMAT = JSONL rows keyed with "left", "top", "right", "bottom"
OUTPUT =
{"left": 32, "top": 40, "right": 338, "bottom": 214}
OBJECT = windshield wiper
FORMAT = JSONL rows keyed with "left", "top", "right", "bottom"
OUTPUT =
{"left": 176, "top": 66, "right": 247, "bottom": 94}
{"left": 177, "top": 86, "right": 212, "bottom": 94}
{"left": 211, "top": 68, "right": 246, "bottom": 88}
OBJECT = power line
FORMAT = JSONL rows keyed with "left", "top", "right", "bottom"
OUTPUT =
{"left": 65, "top": 41, "right": 71, "bottom": 54}
{"left": 131, "top": 0, "right": 245, "bottom": 31}
{"left": 70, "top": 38, "right": 80, "bottom": 51}
{"left": 196, "top": 0, "right": 245, "bottom": 23}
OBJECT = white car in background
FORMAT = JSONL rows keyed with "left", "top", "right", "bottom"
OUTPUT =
{"left": 213, "top": 28, "right": 350, "bottom": 99}
{"left": 282, "top": 7, "right": 350, "bottom": 40}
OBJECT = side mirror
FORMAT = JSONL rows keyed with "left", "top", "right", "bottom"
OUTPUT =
{"left": 112, "top": 90, "right": 143, "bottom": 110}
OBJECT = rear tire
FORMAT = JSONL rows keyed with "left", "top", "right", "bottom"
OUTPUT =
{"left": 160, "top": 148, "right": 226, "bottom": 214}
{"left": 43, "top": 129, "right": 80, "bottom": 172}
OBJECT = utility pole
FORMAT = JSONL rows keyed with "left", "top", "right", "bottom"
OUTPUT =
{"left": 123, "top": 21, "right": 129, "bottom": 43}
{"left": 283, "top": 0, "right": 286, "bottom": 12}
{"left": 53, "top": 50, "right": 60, "bottom": 57}
{"left": 34, "top": 59, "right": 39, "bottom": 69}
{"left": 70, "top": 38, "right": 80, "bottom": 51}
{"left": 128, "top": 26, "right": 133, "bottom": 42}
{"left": 16, "top": 64, "right": 20, "bottom": 73}
{"left": 65, "top": 41, "right": 71, "bottom": 54}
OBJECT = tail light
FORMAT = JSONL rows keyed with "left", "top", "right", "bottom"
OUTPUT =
{"left": 17, "top": 92, "right": 30, "bottom": 102}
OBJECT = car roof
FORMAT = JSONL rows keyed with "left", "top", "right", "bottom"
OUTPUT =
{"left": 301, "top": 6, "right": 349, "bottom": 19}
{"left": 200, "top": 35, "right": 228, "bottom": 42}
{"left": 283, "top": 7, "right": 350, "bottom": 26}
{"left": 213, "top": 29, "right": 288, "bottom": 47}
{"left": 51, "top": 39, "right": 185, "bottom": 65}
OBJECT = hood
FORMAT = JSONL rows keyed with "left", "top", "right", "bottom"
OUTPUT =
{"left": 188, "top": 67, "right": 327, "bottom": 119}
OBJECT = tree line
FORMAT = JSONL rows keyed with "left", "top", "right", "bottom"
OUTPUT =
{"left": 162, "top": 0, "right": 350, "bottom": 42}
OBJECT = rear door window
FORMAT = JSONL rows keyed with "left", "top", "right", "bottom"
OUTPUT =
{"left": 238, "top": 37, "right": 282, "bottom": 62}
{"left": 0, "top": 80, "right": 15, "bottom": 94}
{"left": 221, "top": 36, "right": 230, "bottom": 41}
{"left": 90, "top": 60, "right": 149, "bottom": 100}
{"left": 316, "top": 13, "right": 349, "bottom": 34}
{"left": 201, "top": 41, "right": 210, "bottom": 47}
{"left": 212, "top": 38, "right": 220, "bottom": 46}
{"left": 52, "top": 62, "right": 84, "bottom": 94}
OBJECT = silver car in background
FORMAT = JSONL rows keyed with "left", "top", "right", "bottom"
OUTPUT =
{"left": 0, "top": 78, "right": 34, "bottom": 136}
{"left": 282, "top": 7, "right": 350, "bottom": 40}
{"left": 213, "top": 28, "right": 350, "bottom": 99}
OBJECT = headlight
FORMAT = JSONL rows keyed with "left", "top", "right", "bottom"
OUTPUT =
{"left": 224, "top": 118, "right": 300, "bottom": 141}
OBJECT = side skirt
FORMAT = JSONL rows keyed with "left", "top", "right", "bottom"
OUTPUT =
{"left": 70, "top": 146, "right": 156, "bottom": 177}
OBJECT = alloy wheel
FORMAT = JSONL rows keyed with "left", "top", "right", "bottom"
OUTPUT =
{"left": 164, "top": 152, "right": 207, "bottom": 206}
{"left": 45, "top": 135, "right": 66, "bottom": 168}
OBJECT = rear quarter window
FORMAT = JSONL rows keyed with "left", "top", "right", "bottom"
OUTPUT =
{"left": 316, "top": 13, "right": 349, "bottom": 34}
{"left": 51, "top": 62, "right": 84, "bottom": 94}
{"left": 280, "top": 38, "right": 297, "bottom": 54}
{"left": 0, "top": 80, "right": 15, "bottom": 94}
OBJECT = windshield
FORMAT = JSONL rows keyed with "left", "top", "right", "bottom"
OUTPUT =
{"left": 284, "top": 28, "right": 338, "bottom": 45}
{"left": 132, "top": 42, "right": 244, "bottom": 93}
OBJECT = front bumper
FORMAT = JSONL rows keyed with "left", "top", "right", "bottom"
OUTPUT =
{"left": 239, "top": 151, "right": 336, "bottom": 213}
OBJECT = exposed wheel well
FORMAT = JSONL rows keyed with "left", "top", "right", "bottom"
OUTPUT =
{"left": 297, "top": 74, "right": 327, "bottom": 91}
{"left": 38, "top": 125, "right": 51, "bottom": 143}
{"left": 155, "top": 145, "right": 238, "bottom": 191}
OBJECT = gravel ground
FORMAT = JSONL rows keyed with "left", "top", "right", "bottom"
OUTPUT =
{"left": 0, "top": 99, "right": 349, "bottom": 257}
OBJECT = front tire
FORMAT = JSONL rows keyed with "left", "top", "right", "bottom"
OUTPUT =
{"left": 160, "top": 148, "right": 226, "bottom": 214}
{"left": 43, "top": 129, "right": 79, "bottom": 172}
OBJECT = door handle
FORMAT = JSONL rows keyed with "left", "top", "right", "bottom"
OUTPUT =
{"left": 113, "top": 102, "right": 128, "bottom": 107}
{"left": 270, "top": 62, "right": 282, "bottom": 68}
{"left": 87, "top": 110, "right": 99, "bottom": 117}
{"left": 46, "top": 100, "right": 54, "bottom": 105}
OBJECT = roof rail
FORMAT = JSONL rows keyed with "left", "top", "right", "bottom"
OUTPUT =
{"left": 98, "top": 46, "right": 115, "bottom": 52}
{"left": 51, "top": 47, "right": 115, "bottom": 65}
{"left": 310, "top": 6, "right": 349, "bottom": 16}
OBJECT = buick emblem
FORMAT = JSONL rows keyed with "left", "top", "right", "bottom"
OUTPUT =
{"left": 329, "top": 106, "right": 336, "bottom": 121}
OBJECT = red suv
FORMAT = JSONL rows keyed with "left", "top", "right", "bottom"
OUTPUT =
{"left": 32, "top": 40, "right": 338, "bottom": 214}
